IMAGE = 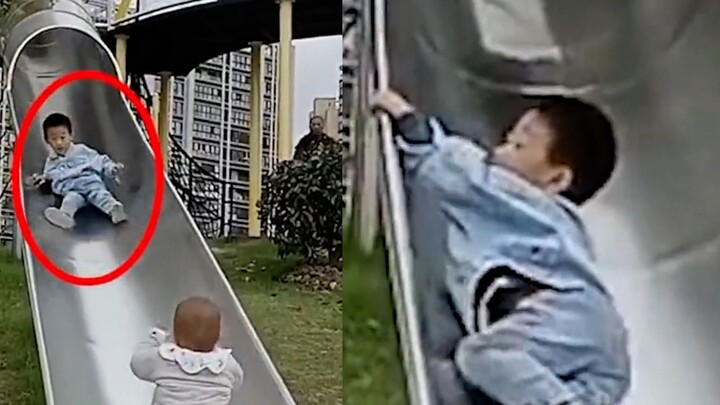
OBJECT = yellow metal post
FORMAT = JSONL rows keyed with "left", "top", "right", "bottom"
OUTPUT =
{"left": 158, "top": 72, "right": 171, "bottom": 170}
{"left": 289, "top": 43, "right": 295, "bottom": 148}
{"left": 248, "top": 43, "right": 264, "bottom": 237}
{"left": 114, "top": 0, "right": 133, "bottom": 82}
{"left": 115, "top": 0, "right": 133, "bottom": 20}
{"left": 115, "top": 34, "right": 128, "bottom": 81}
{"left": 152, "top": 93, "right": 160, "bottom": 130}
{"left": 277, "top": 0, "right": 294, "bottom": 160}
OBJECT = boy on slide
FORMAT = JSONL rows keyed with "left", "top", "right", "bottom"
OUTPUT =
{"left": 372, "top": 90, "right": 631, "bottom": 404}
{"left": 27, "top": 113, "right": 127, "bottom": 229}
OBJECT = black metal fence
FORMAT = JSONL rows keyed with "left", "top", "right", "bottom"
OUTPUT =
{"left": 167, "top": 136, "right": 252, "bottom": 239}
{"left": 0, "top": 128, "right": 14, "bottom": 246}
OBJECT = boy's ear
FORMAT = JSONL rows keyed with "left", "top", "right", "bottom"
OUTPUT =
{"left": 546, "top": 166, "right": 573, "bottom": 194}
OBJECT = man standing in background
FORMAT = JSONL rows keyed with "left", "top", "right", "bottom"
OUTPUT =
{"left": 294, "top": 116, "right": 335, "bottom": 160}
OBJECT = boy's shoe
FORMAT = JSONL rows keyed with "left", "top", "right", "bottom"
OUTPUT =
{"left": 109, "top": 204, "right": 128, "bottom": 225}
{"left": 44, "top": 207, "right": 75, "bottom": 230}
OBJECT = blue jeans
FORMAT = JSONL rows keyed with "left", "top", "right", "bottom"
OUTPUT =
{"left": 60, "top": 180, "right": 120, "bottom": 216}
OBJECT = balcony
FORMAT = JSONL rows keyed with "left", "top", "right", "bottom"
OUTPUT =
{"left": 194, "top": 93, "right": 223, "bottom": 105}
{"left": 194, "top": 71, "right": 222, "bottom": 86}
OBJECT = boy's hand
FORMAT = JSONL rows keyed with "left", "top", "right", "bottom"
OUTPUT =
{"left": 110, "top": 162, "right": 125, "bottom": 184}
{"left": 113, "top": 162, "right": 125, "bottom": 174}
{"left": 370, "top": 90, "right": 416, "bottom": 119}
{"left": 25, "top": 173, "right": 46, "bottom": 188}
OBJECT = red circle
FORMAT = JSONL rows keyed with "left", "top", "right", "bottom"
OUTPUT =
{"left": 11, "top": 69, "right": 165, "bottom": 286}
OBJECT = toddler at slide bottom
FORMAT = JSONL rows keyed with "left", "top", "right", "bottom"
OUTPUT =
{"left": 131, "top": 296, "right": 244, "bottom": 405}
{"left": 27, "top": 112, "right": 127, "bottom": 229}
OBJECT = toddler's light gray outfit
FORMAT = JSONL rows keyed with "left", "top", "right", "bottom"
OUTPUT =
{"left": 131, "top": 328, "right": 244, "bottom": 405}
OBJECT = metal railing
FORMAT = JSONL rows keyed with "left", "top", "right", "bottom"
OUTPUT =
{"left": 167, "top": 135, "right": 252, "bottom": 239}
{"left": 348, "top": 0, "right": 432, "bottom": 403}
{"left": 0, "top": 66, "right": 14, "bottom": 246}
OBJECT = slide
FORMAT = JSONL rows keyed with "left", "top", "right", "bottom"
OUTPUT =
{"left": 3, "top": 2, "right": 294, "bottom": 404}
{"left": 378, "top": 0, "right": 720, "bottom": 404}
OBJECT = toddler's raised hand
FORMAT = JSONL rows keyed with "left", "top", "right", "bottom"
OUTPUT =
{"left": 150, "top": 327, "right": 169, "bottom": 344}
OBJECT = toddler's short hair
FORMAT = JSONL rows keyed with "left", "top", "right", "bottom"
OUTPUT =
{"left": 533, "top": 96, "right": 617, "bottom": 205}
{"left": 173, "top": 296, "right": 221, "bottom": 352}
{"left": 42, "top": 113, "right": 72, "bottom": 141}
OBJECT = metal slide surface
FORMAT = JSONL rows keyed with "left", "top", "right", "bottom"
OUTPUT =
{"left": 380, "top": 0, "right": 720, "bottom": 404}
{"left": 3, "top": 3, "right": 294, "bottom": 404}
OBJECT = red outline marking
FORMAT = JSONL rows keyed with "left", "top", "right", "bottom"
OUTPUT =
{"left": 11, "top": 70, "right": 164, "bottom": 287}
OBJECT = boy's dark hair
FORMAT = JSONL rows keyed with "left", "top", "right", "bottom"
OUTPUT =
{"left": 42, "top": 113, "right": 72, "bottom": 141}
{"left": 533, "top": 96, "right": 617, "bottom": 205}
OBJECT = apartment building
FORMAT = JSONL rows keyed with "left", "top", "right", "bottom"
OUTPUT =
{"left": 151, "top": 47, "right": 280, "bottom": 235}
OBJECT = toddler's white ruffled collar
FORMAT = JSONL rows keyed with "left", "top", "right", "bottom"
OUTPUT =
{"left": 149, "top": 327, "right": 232, "bottom": 375}
{"left": 158, "top": 343, "right": 233, "bottom": 375}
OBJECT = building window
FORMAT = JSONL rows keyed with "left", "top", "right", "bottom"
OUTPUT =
{"left": 171, "top": 119, "right": 183, "bottom": 135}
{"left": 193, "top": 103, "right": 222, "bottom": 122}
{"left": 231, "top": 188, "right": 248, "bottom": 201}
{"left": 231, "top": 91, "right": 249, "bottom": 108}
{"left": 192, "top": 122, "right": 221, "bottom": 140}
{"left": 195, "top": 84, "right": 222, "bottom": 102}
{"left": 230, "top": 110, "right": 250, "bottom": 128}
{"left": 173, "top": 81, "right": 185, "bottom": 97}
{"left": 201, "top": 163, "right": 218, "bottom": 175}
{"left": 172, "top": 100, "right": 184, "bottom": 116}
{"left": 195, "top": 69, "right": 221, "bottom": 83}
{"left": 229, "top": 169, "right": 249, "bottom": 182}
{"left": 232, "top": 207, "right": 249, "bottom": 220}
{"left": 230, "top": 129, "right": 249, "bottom": 144}
{"left": 192, "top": 141, "right": 220, "bottom": 157}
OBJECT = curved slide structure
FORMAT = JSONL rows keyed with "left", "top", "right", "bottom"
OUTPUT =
{"left": 3, "top": 2, "right": 294, "bottom": 404}
{"left": 376, "top": 0, "right": 720, "bottom": 404}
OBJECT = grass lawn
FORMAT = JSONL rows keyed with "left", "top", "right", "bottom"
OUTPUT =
{"left": 0, "top": 239, "right": 341, "bottom": 405}
{"left": 0, "top": 252, "right": 44, "bottom": 405}
{"left": 343, "top": 235, "right": 408, "bottom": 405}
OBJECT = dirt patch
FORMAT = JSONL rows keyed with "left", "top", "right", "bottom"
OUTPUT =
{"left": 282, "top": 264, "right": 343, "bottom": 292}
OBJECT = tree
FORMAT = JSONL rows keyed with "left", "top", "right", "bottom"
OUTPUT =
{"left": 259, "top": 137, "right": 343, "bottom": 267}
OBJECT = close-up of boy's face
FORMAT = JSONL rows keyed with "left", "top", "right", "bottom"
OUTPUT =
{"left": 45, "top": 125, "right": 72, "bottom": 155}
{"left": 493, "top": 109, "right": 572, "bottom": 194}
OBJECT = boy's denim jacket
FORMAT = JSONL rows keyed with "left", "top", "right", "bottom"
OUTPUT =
{"left": 43, "top": 143, "right": 120, "bottom": 195}
{"left": 396, "top": 112, "right": 631, "bottom": 405}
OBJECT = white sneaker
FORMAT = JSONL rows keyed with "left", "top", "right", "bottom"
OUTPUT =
{"left": 44, "top": 207, "right": 75, "bottom": 229}
{"left": 110, "top": 204, "right": 128, "bottom": 224}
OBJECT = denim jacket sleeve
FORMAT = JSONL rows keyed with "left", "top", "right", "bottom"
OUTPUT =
{"left": 454, "top": 288, "right": 629, "bottom": 405}
{"left": 77, "top": 144, "right": 116, "bottom": 176}
{"left": 42, "top": 156, "right": 58, "bottom": 180}
{"left": 395, "top": 112, "right": 491, "bottom": 199}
